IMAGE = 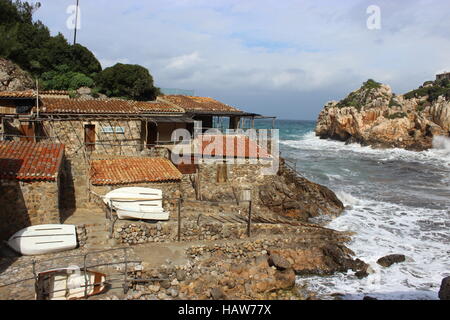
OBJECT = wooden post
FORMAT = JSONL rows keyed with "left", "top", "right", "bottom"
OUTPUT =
{"left": 32, "top": 259, "right": 39, "bottom": 299}
{"left": 247, "top": 200, "right": 252, "bottom": 238}
{"left": 0, "top": 117, "right": 4, "bottom": 141}
{"left": 196, "top": 166, "right": 202, "bottom": 200}
{"left": 123, "top": 248, "right": 129, "bottom": 294}
{"left": 177, "top": 198, "right": 182, "bottom": 242}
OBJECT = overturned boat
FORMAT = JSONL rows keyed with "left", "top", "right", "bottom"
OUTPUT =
{"left": 103, "top": 187, "right": 170, "bottom": 221}
{"left": 36, "top": 266, "right": 107, "bottom": 300}
{"left": 7, "top": 224, "right": 78, "bottom": 256}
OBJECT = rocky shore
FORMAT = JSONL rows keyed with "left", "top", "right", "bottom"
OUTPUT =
{"left": 315, "top": 79, "right": 450, "bottom": 151}
{"left": 120, "top": 228, "right": 367, "bottom": 301}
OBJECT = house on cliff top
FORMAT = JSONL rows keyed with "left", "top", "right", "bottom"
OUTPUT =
{"left": 436, "top": 72, "right": 450, "bottom": 82}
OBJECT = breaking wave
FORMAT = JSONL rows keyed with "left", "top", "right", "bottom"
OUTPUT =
{"left": 277, "top": 125, "right": 450, "bottom": 300}
{"left": 432, "top": 136, "right": 450, "bottom": 154}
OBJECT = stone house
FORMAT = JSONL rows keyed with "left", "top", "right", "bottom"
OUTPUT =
{"left": 0, "top": 92, "right": 261, "bottom": 156}
{"left": 0, "top": 141, "right": 65, "bottom": 240}
{"left": 436, "top": 72, "right": 450, "bottom": 82}
{"left": 0, "top": 91, "right": 274, "bottom": 211}
{"left": 88, "top": 156, "right": 189, "bottom": 215}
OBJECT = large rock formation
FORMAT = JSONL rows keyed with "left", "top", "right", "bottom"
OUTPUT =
{"left": 259, "top": 161, "right": 344, "bottom": 220}
{"left": 0, "top": 58, "right": 34, "bottom": 91}
{"left": 315, "top": 79, "right": 450, "bottom": 151}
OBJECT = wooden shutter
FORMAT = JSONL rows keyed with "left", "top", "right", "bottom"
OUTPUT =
{"left": 20, "top": 122, "right": 35, "bottom": 142}
{"left": 84, "top": 124, "right": 96, "bottom": 151}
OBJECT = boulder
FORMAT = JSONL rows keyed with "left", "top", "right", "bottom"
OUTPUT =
{"left": 269, "top": 245, "right": 368, "bottom": 276}
{"left": 268, "top": 253, "right": 291, "bottom": 270}
{"left": 210, "top": 287, "right": 226, "bottom": 300}
{"left": 0, "top": 58, "right": 34, "bottom": 91}
{"left": 376, "top": 254, "right": 406, "bottom": 268}
{"left": 438, "top": 277, "right": 450, "bottom": 300}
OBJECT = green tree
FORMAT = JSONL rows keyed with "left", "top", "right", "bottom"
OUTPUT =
{"left": 0, "top": 0, "right": 102, "bottom": 85}
{"left": 96, "top": 63, "right": 160, "bottom": 101}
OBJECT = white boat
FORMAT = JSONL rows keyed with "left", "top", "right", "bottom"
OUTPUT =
{"left": 103, "top": 187, "right": 170, "bottom": 221}
{"left": 7, "top": 224, "right": 78, "bottom": 256}
{"left": 36, "top": 266, "right": 107, "bottom": 300}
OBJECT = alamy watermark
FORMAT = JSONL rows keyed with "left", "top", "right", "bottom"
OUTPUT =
{"left": 66, "top": 4, "right": 81, "bottom": 30}
{"left": 367, "top": 5, "right": 381, "bottom": 30}
{"left": 170, "top": 122, "right": 280, "bottom": 176}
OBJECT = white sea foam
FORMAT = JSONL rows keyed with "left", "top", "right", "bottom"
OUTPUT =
{"left": 299, "top": 195, "right": 450, "bottom": 300}
{"left": 433, "top": 136, "right": 450, "bottom": 153}
{"left": 335, "top": 191, "right": 361, "bottom": 206}
{"left": 281, "top": 132, "right": 450, "bottom": 168}
{"left": 285, "top": 130, "right": 450, "bottom": 300}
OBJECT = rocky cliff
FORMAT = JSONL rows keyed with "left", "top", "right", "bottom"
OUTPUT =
{"left": 0, "top": 58, "right": 34, "bottom": 91}
{"left": 315, "top": 79, "right": 450, "bottom": 151}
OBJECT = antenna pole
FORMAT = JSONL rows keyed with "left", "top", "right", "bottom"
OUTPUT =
{"left": 73, "top": 0, "right": 79, "bottom": 45}
{"left": 36, "top": 78, "right": 39, "bottom": 118}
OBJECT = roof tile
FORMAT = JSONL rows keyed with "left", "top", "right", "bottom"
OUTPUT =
{"left": 0, "top": 141, "right": 65, "bottom": 181}
{"left": 40, "top": 98, "right": 184, "bottom": 114}
{"left": 160, "top": 95, "right": 243, "bottom": 114}
{"left": 90, "top": 157, "right": 183, "bottom": 185}
{"left": 0, "top": 91, "right": 35, "bottom": 98}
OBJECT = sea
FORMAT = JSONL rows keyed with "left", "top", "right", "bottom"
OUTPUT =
{"left": 255, "top": 119, "right": 450, "bottom": 300}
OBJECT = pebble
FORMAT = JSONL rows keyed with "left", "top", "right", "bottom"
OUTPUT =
{"left": 148, "top": 285, "right": 160, "bottom": 293}
{"left": 168, "top": 288, "right": 179, "bottom": 297}
{"left": 157, "top": 292, "right": 167, "bottom": 300}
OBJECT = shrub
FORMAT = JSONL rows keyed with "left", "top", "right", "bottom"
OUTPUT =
{"left": 336, "top": 79, "right": 382, "bottom": 110}
{"left": 96, "top": 63, "right": 160, "bottom": 101}
{"left": 386, "top": 112, "right": 407, "bottom": 120}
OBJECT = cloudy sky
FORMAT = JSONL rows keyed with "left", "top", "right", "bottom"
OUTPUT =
{"left": 31, "top": 0, "right": 450, "bottom": 120}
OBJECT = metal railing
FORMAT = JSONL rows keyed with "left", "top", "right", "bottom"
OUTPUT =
{"left": 90, "top": 191, "right": 255, "bottom": 241}
{"left": 0, "top": 247, "right": 170, "bottom": 300}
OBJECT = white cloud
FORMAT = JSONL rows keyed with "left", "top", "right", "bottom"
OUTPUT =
{"left": 98, "top": 57, "right": 131, "bottom": 69}
{"left": 166, "top": 52, "right": 201, "bottom": 70}
{"left": 32, "top": 0, "right": 450, "bottom": 119}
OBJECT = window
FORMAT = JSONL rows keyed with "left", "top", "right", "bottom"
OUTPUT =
{"left": 101, "top": 126, "right": 125, "bottom": 134}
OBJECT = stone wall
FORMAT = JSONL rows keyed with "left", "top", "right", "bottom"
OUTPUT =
{"left": 197, "top": 161, "right": 274, "bottom": 202}
{"left": 43, "top": 120, "right": 144, "bottom": 156}
{"left": 113, "top": 220, "right": 305, "bottom": 245}
{"left": 0, "top": 179, "right": 61, "bottom": 241}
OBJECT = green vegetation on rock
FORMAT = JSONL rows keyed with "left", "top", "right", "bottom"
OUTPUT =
{"left": 404, "top": 78, "right": 450, "bottom": 102}
{"left": 389, "top": 95, "right": 401, "bottom": 108}
{"left": 336, "top": 79, "right": 382, "bottom": 110}
{"left": 0, "top": 0, "right": 160, "bottom": 101}
{"left": 0, "top": 1, "right": 101, "bottom": 80}
{"left": 385, "top": 112, "right": 407, "bottom": 120}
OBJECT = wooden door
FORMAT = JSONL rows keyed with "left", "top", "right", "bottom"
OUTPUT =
{"left": 20, "top": 122, "right": 35, "bottom": 142}
{"left": 216, "top": 162, "right": 228, "bottom": 183}
{"left": 146, "top": 122, "right": 158, "bottom": 148}
{"left": 84, "top": 124, "right": 96, "bottom": 151}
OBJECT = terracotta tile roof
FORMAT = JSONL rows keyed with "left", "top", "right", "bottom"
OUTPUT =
{"left": 159, "top": 95, "right": 243, "bottom": 114}
{"left": 0, "top": 91, "right": 35, "bottom": 98}
{"left": 196, "top": 135, "right": 272, "bottom": 159}
{"left": 39, "top": 98, "right": 184, "bottom": 114}
{"left": 90, "top": 157, "right": 183, "bottom": 185}
{"left": 40, "top": 90, "right": 69, "bottom": 96}
{"left": 0, "top": 141, "right": 64, "bottom": 181}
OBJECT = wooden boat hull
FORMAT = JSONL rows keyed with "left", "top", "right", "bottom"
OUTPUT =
{"left": 36, "top": 267, "right": 106, "bottom": 300}
{"left": 7, "top": 225, "right": 78, "bottom": 256}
